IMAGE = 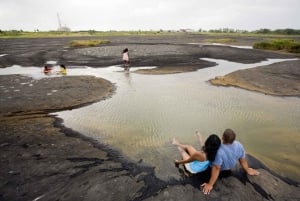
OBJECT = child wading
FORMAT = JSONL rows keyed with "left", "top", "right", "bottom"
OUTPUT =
{"left": 122, "top": 48, "right": 130, "bottom": 71}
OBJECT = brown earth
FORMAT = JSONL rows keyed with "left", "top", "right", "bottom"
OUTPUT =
{"left": 0, "top": 34, "right": 300, "bottom": 201}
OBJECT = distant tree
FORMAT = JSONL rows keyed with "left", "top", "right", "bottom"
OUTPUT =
{"left": 88, "top": 30, "right": 96, "bottom": 35}
{"left": 256, "top": 28, "right": 271, "bottom": 34}
{"left": 274, "top": 29, "right": 300, "bottom": 35}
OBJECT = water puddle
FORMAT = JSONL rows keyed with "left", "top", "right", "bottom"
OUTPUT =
{"left": 1, "top": 58, "right": 299, "bottom": 182}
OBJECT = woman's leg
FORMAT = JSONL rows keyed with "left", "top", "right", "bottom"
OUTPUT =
{"left": 176, "top": 146, "right": 190, "bottom": 161}
{"left": 172, "top": 138, "right": 198, "bottom": 156}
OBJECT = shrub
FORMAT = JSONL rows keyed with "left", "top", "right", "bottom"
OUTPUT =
{"left": 206, "top": 38, "right": 236, "bottom": 44}
{"left": 69, "top": 40, "right": 110, "bottom": 47}
{"left": 253, "top": 39, "right": 300, "bottom": 53}
{"left": 288, "top": 43, "right": 300, "bottom": 53}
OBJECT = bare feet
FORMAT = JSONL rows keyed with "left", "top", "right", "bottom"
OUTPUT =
{"left": 195, "top": 130, "right": 202, "bottom": 138}
{"left": 195, "top": 131, "right": 204, "bottom": 146}
{"left": 172, "top": 138, "right": 180, "bottom": 146}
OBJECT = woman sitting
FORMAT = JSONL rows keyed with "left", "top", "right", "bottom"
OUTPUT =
{"left": 173, "top": 131, "right": 221, "bottom": 174}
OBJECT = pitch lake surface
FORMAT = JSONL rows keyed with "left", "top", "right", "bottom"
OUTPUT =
{"left": 1, "top": 56, "right": 299, "bottom": 182}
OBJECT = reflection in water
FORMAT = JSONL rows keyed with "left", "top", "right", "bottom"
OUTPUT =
{"left": 1, "top": 59, "right": 299, "bottom": 182}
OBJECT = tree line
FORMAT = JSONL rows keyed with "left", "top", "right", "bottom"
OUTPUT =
{"left": 202, "top": 28, "right": 300, "bottom": 35}
{"left": 1, "top": 28, "right": 300, "bottom": 36}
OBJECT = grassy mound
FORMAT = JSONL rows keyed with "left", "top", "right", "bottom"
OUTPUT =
{"left": 70, "top": 40, "right": 110, "bottom": 47}
{"left": 205, "top": 38, "right": 236, "bottom": 44}
{"left": 253, "top": 39, "right": 300, "bottom": 53}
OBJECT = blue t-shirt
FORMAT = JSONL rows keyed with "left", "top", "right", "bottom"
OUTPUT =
{"left": 213, "top": 141, "right": 245, "bottom": 170}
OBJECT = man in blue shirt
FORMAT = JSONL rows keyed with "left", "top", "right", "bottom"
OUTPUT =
{"left": 201, "top": 128, "right": 260, "bottom": 195}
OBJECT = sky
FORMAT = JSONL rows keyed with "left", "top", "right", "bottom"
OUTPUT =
{"left": 1, "top": 0, "right": 299, "bottom": 31}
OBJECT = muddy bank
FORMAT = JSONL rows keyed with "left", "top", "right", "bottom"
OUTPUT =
{"left": 0, "top": 34, "right": 297, "bottom": 69}
{"left": 1, "top": 34, "right": 298, "bottom": 89}
{"left": 210, "top": 60, "right": 300, "bottom": 97}
{"left": 0, "top": 75, "right": 115, "bottom": 114}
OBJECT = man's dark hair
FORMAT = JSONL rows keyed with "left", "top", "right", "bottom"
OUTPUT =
{"left": 222, "top": 128, "right": 236, "bottom": 144}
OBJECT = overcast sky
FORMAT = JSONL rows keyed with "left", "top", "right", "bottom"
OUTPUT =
{"left": 1, "top": 0, "right": 299, "bottom": 31}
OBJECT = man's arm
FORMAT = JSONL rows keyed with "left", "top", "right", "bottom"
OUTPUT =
{"left": 201, "top": 165, "right": 221, "bottom": 195}
{"left": 239, "top": 158, "right": 260, "bottom": 175}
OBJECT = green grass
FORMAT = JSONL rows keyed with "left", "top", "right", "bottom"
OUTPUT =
{"left": 0, "top": 31, "right": 91, "bottom": 38}
{"left": 253, "top": 39, "right": 300, "bottom": 53}
{"left": 1, "top": 30, "right": 300, "bottom": 39}
{"left": 205, "top": 38, "right": 236, "bottom": 44}
{"left": 0, "top": 30, "right": 172, "bottom": 38}
{"left": 69, "top": 40, "right": 110, "bottom": 47}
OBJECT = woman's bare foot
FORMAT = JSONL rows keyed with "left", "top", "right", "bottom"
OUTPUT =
{"left": 172, "top": 138, "right": 180, "bottom": 146}
{"left": 195, "top": 131, "right": 203, "bottom": 146}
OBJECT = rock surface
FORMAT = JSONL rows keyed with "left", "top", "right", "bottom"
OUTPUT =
{"left": 0, "top": 35, "right": 300, "bottom": 200}
{"left": 210, "top": 60, "right": 300, "bottom": 97}
{"left": 0, "top": 74, "right": 299, "bottom": 201}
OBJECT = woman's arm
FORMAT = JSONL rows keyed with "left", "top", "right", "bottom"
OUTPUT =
{"left": 175, "top": 154, "right": 196, "bottom": 164}
{"left": 175, "top": 152, "right": 205, "bottom": 164}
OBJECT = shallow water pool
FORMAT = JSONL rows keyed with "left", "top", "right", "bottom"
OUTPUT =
{"left": 55, "top": 58, "right": 300, "bottom": 182}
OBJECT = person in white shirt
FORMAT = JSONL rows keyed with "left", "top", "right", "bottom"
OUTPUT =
{"left": 122, "top": 48, "right": 130, "bottom": 71}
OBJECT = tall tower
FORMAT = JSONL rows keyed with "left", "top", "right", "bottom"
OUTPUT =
{"left": 57, "top": 13, "right": 70, "bottom": 32}
{"left": 57, "top": 13, "right": 62, "bottom": 30}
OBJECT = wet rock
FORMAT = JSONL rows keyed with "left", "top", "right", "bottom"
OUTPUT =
{"left": 210, "top": 60, "right": 300, "bottom": 97}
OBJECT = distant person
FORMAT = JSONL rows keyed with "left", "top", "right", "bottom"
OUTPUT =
{"left": 43, "top": 65, "right": 52, "bottom": 74}
{"left": 173, "top": 131, "right": 221, "bottom": 174}
{"left": 59, "top": 64, "right": 67, "bottom": 75}
{"left": 122, "top": 48, "right": 130, "bottom": 71}
{"left": 201, "top": 128, "right": 260, "bottom": 195}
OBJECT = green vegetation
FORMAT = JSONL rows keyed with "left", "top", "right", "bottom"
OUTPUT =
{"left": 205, "top": 38, "right": 236, "bottom": 44}
{"left": 0, "top": 30, "right": 90, "bottom": 38}
{"left": 69, "top": 40, "right": 110, "bottom": 47}
{"left": 1, "top": 28, "right": 300, "bottom": 39}
{"left": 205, "top": 28, "right": 300, "bottom": 35}
{"left": 0, "top": 30, "right": 170, "bottom": 38}
{"left": 253, "top": 39, "right": 300, "bottom": 53}
{"left": 254, "top": 28, "right": 300, "bottom": 35}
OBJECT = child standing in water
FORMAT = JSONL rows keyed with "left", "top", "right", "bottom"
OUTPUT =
{"left": 122, "top": 48, "right": 130, "bottom": 71}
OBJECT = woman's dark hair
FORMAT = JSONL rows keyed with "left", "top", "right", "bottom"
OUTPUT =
{"left": 122, "top": 48, "right": 128, "bottom": 53}
{"left": 203, "top": 134, "right": 221, "bottom": 162}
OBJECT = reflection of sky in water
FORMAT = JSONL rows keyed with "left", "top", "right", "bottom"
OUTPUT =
{"left": 0, "top": 58, "right": 299, "bottom": 182}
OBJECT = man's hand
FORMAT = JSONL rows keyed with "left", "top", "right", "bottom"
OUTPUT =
{"left": 201, "top": 183, "right": 213, "bottom": 195}
{"left": 239, "top": 158, "right": 260, "bottom": 176}
{"left": 246, "top": 168, "right": 260, "bottom": 176}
